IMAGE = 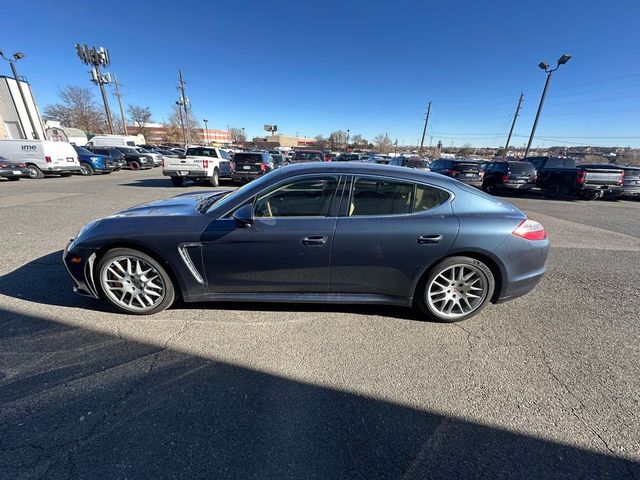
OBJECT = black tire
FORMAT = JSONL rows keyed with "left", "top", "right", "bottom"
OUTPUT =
{"left": 102, "top": 170, "right": 112, "bottom": 175}
{"left": 580, "top": 191, "right": 601, "bottom": 201}
{"left": 96, "top": 248, "right": 175, "bottom": 315}
{"left": 7, "top": 177, "right": 20, "bottom": 181}
{"left": 544, "top": 182, "right": 563, "bottom": 199}
{"left": 129, "top": 161, "right": 141, "bottom": 170}
{"left": 26, "top": 164, "right": 44, "bottom": 179}
{"left": 60, "top": 173, "right": 73, "bottom": 177}
{"left": 415, "top": 256, "right": 495, "bottom": 323}
{"left": 80, "top": 163, "right": 94, "bottom": 176}
{"left": 209, "top": 168, "right": 220, "bottom": 187}
{"left": 483, "top": 181, "right": 499, "bottom": 195}
{"left": 171, "top": 176, "right": 185, "bottom": 187}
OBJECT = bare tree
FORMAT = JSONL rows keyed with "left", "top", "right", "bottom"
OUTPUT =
{"left": 373, "top": 133, "right": 393, "bottom": 153}
{"left": 314, "top": 134, "right": 328, "bottom": 149}
{"left": 43, "top": 85, "right": 105, "bottom": 134}
{"left": 229, "top": 127, "right": 246, "bottom": 145}
{"left": 162, "top": 104, "right": 201, "bottom": 144}
{"left": 329, "top": 130, "right": 347, "bottom": 149}
{"left": 350, "top": 134, "right": 368, "bottom": 148}
{"left": 127, "top": 104, "right": 153, "bottom": 138}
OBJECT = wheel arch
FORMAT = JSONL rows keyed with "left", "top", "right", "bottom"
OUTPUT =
{"left": 411, "top": 249, "right": 505, "bottom": 305}
{"left": 93, "top": 240, "right": 184, "bottom": 299}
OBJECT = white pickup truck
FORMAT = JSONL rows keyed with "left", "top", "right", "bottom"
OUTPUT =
{"left": 162, "top": 146, "right": 232, "bottom": 187}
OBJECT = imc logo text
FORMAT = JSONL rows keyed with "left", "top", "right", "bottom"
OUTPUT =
{"left": 21, "top": 145, "right": 37, "bottom": 151}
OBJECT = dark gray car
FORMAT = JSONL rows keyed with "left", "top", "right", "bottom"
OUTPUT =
{"left": 64, "top": 162, "right": 549, "bottom": 321}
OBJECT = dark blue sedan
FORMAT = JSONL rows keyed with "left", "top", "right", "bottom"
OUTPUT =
{"left": 64, "top": 162, "right": 549, "bottom": 321}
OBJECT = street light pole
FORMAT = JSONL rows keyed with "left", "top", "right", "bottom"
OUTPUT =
{"left": 346, "top": 129, "right": 350, "bottom": 152}
{"left": 0, "top": 51, "right": 40, "bottom": 139}
{"left": 241, "top": 127, "right": 246, "bottom": 148}
{"left": 203, "top": 119, "right": 208, "bottom": 145}
{"left": 524, "top": 54, "right": 571, "bottom": 158}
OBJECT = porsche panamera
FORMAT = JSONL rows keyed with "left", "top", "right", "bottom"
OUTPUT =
{"left": 64, "top": 162, "right": 549, "bottom": 322}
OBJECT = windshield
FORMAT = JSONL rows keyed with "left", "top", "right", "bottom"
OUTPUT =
{"left": 118, "top": 147, "right": 138, "bottom": 154}
{"left": 74, "top": 146, "right": 93, "bottom": 155}
{"left": 206, "top": 170, "right": 278, "bottom": 214}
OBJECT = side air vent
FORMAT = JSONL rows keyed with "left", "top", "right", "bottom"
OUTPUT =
{"left": 177, "top": 243, "right": 206, "bottom": 284}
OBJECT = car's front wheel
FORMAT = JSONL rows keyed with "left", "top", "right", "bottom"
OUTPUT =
{"left": 97, "top": 248, "right": 175, "bottom": 315}
{"left": 416, "top": 256, "right": 495, "bottom": 322}
{"left": 80, "top": 163, "right": 94, "bottom": 175}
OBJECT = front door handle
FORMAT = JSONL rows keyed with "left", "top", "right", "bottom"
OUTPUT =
{"left": 417, "top": 234, "right": 443, "bottom": 244}
{"left": 301, "top": 235, "right": 328, "bottom": 246}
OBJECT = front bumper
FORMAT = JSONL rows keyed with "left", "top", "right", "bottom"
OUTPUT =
{"left": 63, "top": 240, "right": 100, "bottom": 298}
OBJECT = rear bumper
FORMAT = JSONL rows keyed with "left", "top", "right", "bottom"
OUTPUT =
{"left": 0, "top": 167, "right": 29, "bottom": 178}
{"left": 460, "top": 180, "right": 483, "bottom": 188}
{"left": 232, "top": 172, "right": 264, "bottom": 182}
{"left": 581, "top": 184, "right": 623, "bottom": 194}
{"left": 163, "top": 169, "right": 207, "bottom": 178}
{"left": 503, "top": 182, "right": 535, "bottom": 190}
{"left": 495, "top": 236, "right": 550, "bottom": 303}
{"left": 46, "top": 165, "right": 83, "bottom": 173}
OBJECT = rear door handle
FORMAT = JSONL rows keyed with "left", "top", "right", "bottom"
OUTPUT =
{"left": 417, "top": 234, "right": 443, "bottom": 244}
{"left": 301, "top": 235, "right": 328, "bottom": 246}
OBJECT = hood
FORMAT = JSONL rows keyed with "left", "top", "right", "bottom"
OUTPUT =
{"left": 110, "top": 190, "right": 230, "bottom": 218}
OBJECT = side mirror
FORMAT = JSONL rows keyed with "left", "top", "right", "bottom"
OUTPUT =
{"left": 233, "top": 204, "right": 254, "bottom": 227}
{"left": 179, "top": 154, "right": 187, "bottom": 159}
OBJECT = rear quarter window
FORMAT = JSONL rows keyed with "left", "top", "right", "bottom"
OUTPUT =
{"left": 508, "top": 162, "right": 533, "bottom": 174}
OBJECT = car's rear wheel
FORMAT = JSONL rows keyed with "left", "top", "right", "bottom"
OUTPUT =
{"left": 416, "top": 256, "right": 495, "bottom": 322}
{"left": 171, "top": 176, "right": 185, "bottom": 187}
{"left": 483, "top": 181, "right": 499, "bottom": 195}
{"left": 97, "top": 248, "right": 175, "bottom": 315}
{"left": 129, "top": 161, "right": 141, "bottom": 170}
{"left": 209, "top": 168, "right": 219, "bottom": 187}
{"left": 80, "top": 163, "right": 94, "bottom": 175}
{"left": 27, "top": 165, "right": 44, "bottom": 179}
{"left": 544, "top": 182, "right": 563, "bottom": 199}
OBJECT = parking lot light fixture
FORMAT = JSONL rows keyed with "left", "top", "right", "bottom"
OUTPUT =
{"left": 524, "top": 53, "right": 572, "bottom": 157}
{"left": 0, "top": 50, "right": 40, "bottom": 139}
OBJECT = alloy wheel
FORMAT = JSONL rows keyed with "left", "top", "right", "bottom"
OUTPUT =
{"left": 426, "top": 264, "right": 488, "bottom": 320}
{"left": 100, "top": 256, "right": 165, "bottom": 312}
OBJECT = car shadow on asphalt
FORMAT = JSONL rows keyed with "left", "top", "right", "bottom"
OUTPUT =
{"left": 0, "top": 251, "right": 423, "bottom": 321}
{"left": 0, "top": 306, "right": 638, "bottom": 479}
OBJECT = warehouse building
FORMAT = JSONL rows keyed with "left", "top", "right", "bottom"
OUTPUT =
{"left": 0, "top": 75, "right": 45, "bottom": 140}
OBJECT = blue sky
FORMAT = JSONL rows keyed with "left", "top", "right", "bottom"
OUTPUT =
{"left": 3, "top": 0, "right": 640, "bottom": 147}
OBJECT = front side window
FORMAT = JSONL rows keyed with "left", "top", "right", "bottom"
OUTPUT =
{"left": 349, "top": 178, "right": 414, "bottom": 216}
{"left": 254, "top": 176, "right": 339, "bottom": 218}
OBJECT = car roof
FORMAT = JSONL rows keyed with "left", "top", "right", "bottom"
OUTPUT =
{"left": 274, "top": 161, "right": 453, "bottom": 186}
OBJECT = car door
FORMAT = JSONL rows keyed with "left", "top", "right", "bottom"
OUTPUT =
{"left": 329, "top": 176, "right": 459, "bottom": 299}
{"left": 200, "top": 175, "right": 342, "bottom": 294}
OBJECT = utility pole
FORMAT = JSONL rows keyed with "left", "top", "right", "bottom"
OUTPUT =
{"left": 177, "top": 69, "right": 189, "bottom": 145}
{"left": 418, "top": 101, "right": 431, "bottom": 157}
{"left": 504, "top": 93, "right": 523, "bottom": 155}
{"left": 175, "top": 100, "right": 186, "bottom": 146}
{"left": 203, "top": 119, "right": 208, "bottom": 145}
{"left": 112, "top": 73, "right": 128, "bottom": 135}
{"left": 75, "top": 44, "right": 114, "bottom": 134}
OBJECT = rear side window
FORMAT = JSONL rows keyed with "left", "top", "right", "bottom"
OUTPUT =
{"left": 414, "top": 185, "right": 450, "bottom": 211}
{"left": 509, "top": 162, "right": 535, "bottom": 174}
{"left": 349, "top": 178, "right": 414, "bottom": 216}
{"left": 454, "top": 162, "right": 479, "bottom": 172}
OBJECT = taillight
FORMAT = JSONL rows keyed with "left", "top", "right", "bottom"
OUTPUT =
{"left": 445, "top": 169, "right": 456, "bottom": 176}
{"left": 512, "top": 219, "right": 547, "bottom": 241}
{"left": 203, "top": 159, "right": 209, "bottom": 169}
{"left": 617, "top": 172, "right": 625, "bottom": 185}
{"left": 230, "top": 161, "right": 235, "bottom": 172}
{"left": 45, "top": 156, "right": 52, "bottom": 163}
{"left": 576, "top": 170, "right": 587, "bottom": 185}
{"left": 502, "top": 174, "right": 509, "bottom": 183}
{"left": 0, "top": 163, "right": 7, "bottom": 168}
{"left": 260, "top": 162, "right": 267, "bottom": 172}
{"left": 532, "top": 174, "right": 537, "bottom": 183}
{"left": 479, "top": 171, "right": 485, "bottom": 179}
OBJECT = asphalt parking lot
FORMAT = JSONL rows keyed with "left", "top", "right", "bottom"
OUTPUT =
{"left": 1, "top": 169, "right": 639, "bottom": 479}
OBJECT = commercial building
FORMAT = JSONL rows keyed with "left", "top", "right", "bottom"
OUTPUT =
{"left": 264, "top": 134, "right": 316, "bottom": 147}
{"left": 0, "top": 75, "right": 45, "bottom": 140}
{"left": 126, "top": 123, "right": 231, "bottom": 145}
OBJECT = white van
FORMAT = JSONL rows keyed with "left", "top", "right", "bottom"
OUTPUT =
{"left": 0, "top": 139, "right": 82, "bottom": 179}
{"left": 87, "top": 135, "right": 141, "bottom": 147}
